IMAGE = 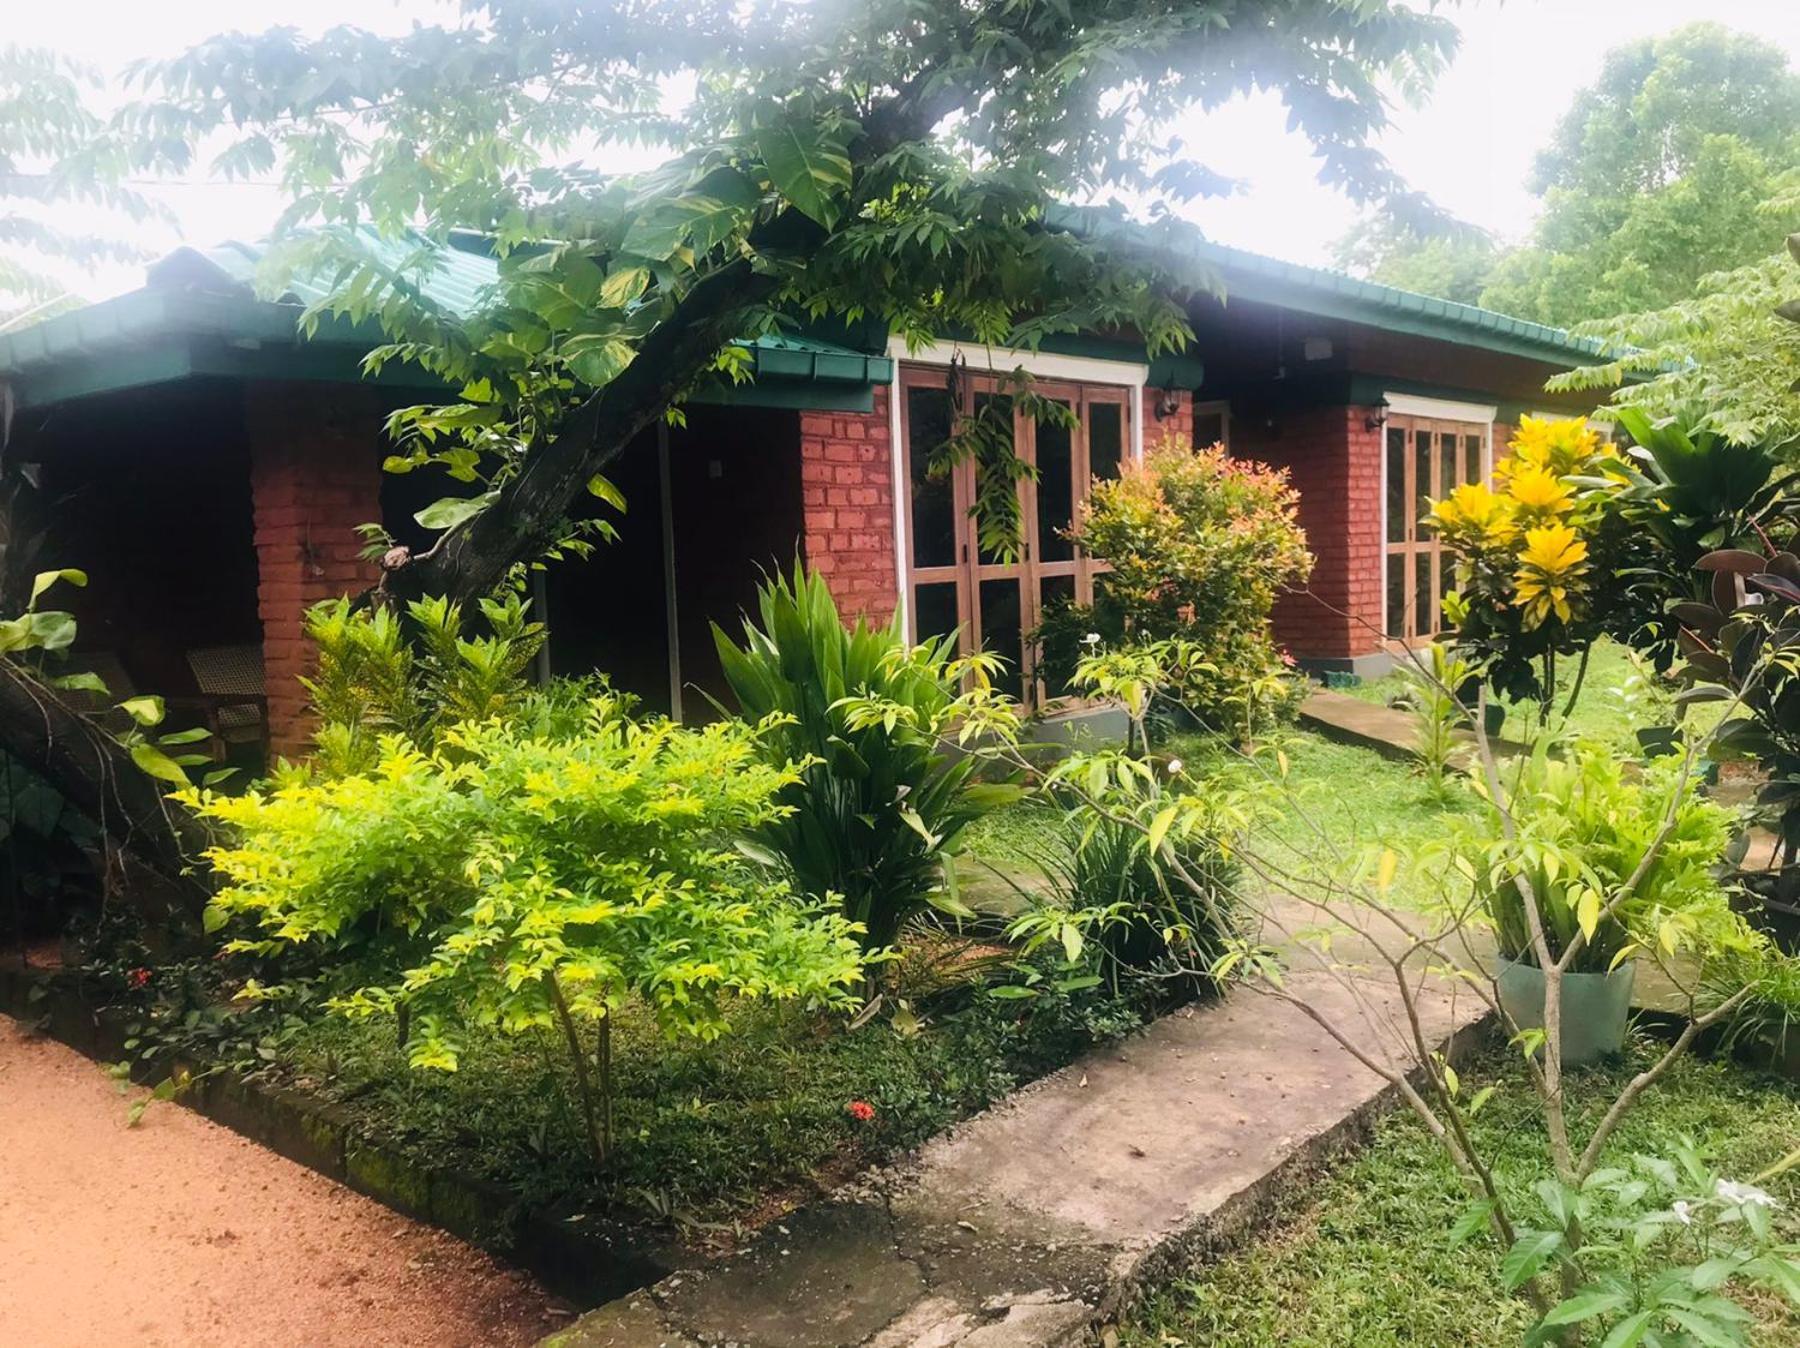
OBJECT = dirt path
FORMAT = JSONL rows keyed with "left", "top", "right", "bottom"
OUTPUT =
{"left": 0, "top": 1016, "right": 565, "bottom": 1347}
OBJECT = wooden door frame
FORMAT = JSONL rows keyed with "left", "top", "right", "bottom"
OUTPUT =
{"left": 895, "top": 364, "right": 1134, "bottom": 704}
{"left": 1382, "top": 411, "right": 1492, "bottom": 644}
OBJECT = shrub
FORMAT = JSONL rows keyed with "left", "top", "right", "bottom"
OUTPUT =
{"left": 1429, "top": 416, "right": 1622, "bottom": 708}
{"left": 301, "top": 591, "right": 545, "bottom": 774}
{"left": 713, "top": 564, "right": 1019, "bottom": 952}
{"left": 1008, "top": 805, "right": 1242, "bottom": 999}
{"left": 1461, "top": 743, "right": 1741, "bottom": 973}
{"left": 184, "top": 695, "right": 867, "bottom": 1166}
{"left": 1046, "top": 437, "right": 1311, "bottom": 730}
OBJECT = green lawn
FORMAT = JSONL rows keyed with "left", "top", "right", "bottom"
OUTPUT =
{"left": 1124, "top": 1043, "right": 1800, "bottom": 1348}
{"left": 1340, "top": 638, "right": 1692, "bottom": 755}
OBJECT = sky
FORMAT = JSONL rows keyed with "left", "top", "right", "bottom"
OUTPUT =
{"left": 10, "top": 0, "right": 1800, "bottom": 304}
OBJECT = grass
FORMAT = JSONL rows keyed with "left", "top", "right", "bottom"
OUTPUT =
{"left": 266, "top": 947, "right": 1145, "bottom": 1233}
{"left": 1124, "top": 1042, "right": 1800, "bottom": 1348}
{"left": 1340, "top": 638, "right": 1699, "bottom": 756}
{"left": 966, "top": 724, "right": 1485, "bottom": 913}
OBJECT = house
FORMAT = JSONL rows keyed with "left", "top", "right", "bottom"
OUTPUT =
{"left": 0, "top": 227, "right": 1612, "bottom": 758}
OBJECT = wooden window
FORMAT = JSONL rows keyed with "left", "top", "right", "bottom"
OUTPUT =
{"left": 899, "top": 364, "right": 1131, "bottom": 706}
{"left": 1382, "top": 412, "right": 1489, "bottom": 644}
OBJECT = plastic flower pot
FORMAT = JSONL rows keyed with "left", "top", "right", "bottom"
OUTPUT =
{"left": 1495, "top": 955, "right": 1636, "bottom": 1067}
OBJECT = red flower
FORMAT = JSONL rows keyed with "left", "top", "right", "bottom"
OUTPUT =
{"left": 127, "top": 967, "right": 152, "bottom": 990}
{"left": 846, "top": 1099, "right": 875, "bottom": 1122}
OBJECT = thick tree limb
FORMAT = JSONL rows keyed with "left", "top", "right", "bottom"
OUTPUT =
{"left": 0, "top": 661, "right": 212, "bottom": 921}
{"left": 381, "top": 256, "right": 783, "bottom": 607}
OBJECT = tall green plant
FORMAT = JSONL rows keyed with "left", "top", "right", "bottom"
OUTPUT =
{"left": 185, "top": 697, "right": 865, "bottom": 1167}
{"left": 713, "top": 566, "right": 1018, "bottom": 951}
{"left": 300, "top": 592, "right": 544, "bottom": 773}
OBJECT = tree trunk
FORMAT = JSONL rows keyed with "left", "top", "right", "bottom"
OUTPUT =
{"left": 380, "top": 259, "right": 783, "bottom": 608}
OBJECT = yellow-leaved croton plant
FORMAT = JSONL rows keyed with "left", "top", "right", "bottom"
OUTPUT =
{"left": 1428, "top": 415, "right": 1621, "bottom": 632}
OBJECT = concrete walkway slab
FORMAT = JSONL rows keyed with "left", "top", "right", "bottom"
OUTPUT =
{"left": 545, "top": 962, "right": 1486, "bottom": 1348}
{"left": 1299, "top": 688, "right": 1525, "bottom": 769}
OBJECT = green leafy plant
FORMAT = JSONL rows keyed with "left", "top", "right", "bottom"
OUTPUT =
{"left": 300, "top": 591, "right": 545, "bottom": 774}
{"left": 1005, "top": 802, "right": 1242, "bottom": 1000}
{"left": 1044, "top": 438, "right": 1311, "bottom": 733}
{"left": 1488, "top": 1140, "right": 1800, "bottom": 1347}
{"left": 713, "top": 564, "right": 1020, "bottom": 952}
{"left": 1463, "top": 743, "right": 1741, "bottom": 975}
{"left": 1398, "top": 643, "right": 1476, "bottom": 797}
{"left": 183, "top": 694, "right": 867, "bottom": 1167}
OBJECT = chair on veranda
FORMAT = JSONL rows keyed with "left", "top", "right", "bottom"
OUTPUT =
{"left": 184, "top": 644, "right": 269, "bottom": 761}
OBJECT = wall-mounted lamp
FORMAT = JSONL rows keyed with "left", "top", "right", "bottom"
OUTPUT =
{"left": 1364, "top": 398, "right": 1391, "bottom": 433}
{"left": 1153, "top": 389, "right": 1183, "bottom": 421}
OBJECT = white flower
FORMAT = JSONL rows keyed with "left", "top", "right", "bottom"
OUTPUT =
{"left": 1715, "top": 1179, "right": 1778, "bottom": 1209}
{"left": 1671, "top": 1200, "right": 1693, "bottom": 1226}
{"left": 1081, "top": 632, "right": 1102, "bottom": 646}
{"left": 1166, "top": 758, "right": 1184, "bottom": 775}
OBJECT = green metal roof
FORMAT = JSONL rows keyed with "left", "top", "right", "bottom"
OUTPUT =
{"left": 0, "top": 214, "right": 1611, "bottom": 411}
{"left": 1047, "top": 204, "right": 1613, "bottom": 368}
{"left": 0, "top": 233, "right": 893, "bottom": 410}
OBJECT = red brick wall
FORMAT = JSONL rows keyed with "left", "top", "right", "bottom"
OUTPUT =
{"left": 799, "top": 387, "right": 899, "bottom": 625}
{"left": 1492, "top": 421, "right": 1516, "bottom": 473}
{"left": 1235, "top": 404, "right": 1385, "bottom": 662}
{"left": 245, "top": 383, "right": 385, "bottom": 757}
{"left": 1143, "top": 387, "right": 1193, "bottom": 449}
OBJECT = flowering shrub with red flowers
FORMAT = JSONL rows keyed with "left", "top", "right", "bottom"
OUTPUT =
{"left": 1036, "top": 436, "right": 1313, "bottom": 731}
{"left": 845, "top": 1099, "right": 876, "bottom": 1122}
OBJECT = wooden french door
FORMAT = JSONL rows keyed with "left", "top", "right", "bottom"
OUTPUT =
{"left": 1384, "top": 414, "right": 1490, "bottom": 642}
{"left": 899, "top": 365, "right": 1131, "bottom": 704}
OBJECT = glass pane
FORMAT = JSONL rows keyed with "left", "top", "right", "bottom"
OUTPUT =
{"left": 906, "top": 385, "right": 956, "bottom": 568}
{"left": 979, "top": 577, "right": 1024, "bottom": 701}
{"left": 975, "top": 392, "right": 1016, "bottom": 566}
{"left": 1036, "top": 574, "right": 1077, "bottom": 698}
{"left": 1465, "top": 434, "right": 1483, "bottom": 485}
{"left": 913, "top": 581, "right": 960, "bottom": 647}
{"left": 1193, "top": 409, "right": 1226, "bottom": 449}
{"left": 1414, "top": 428, "right": 1432, "bottom": 532}
{"left": 1386, "top": 553, "right": 1406, "bottom": 638}
{"left": 1415, "top": 552, "right": 1434, "bottom": 635}
{"left": 1089, "top": 402, "right": 1123, "bottom": 482}
{"left": 1439, "top": 431, "right": 1457, "bottom": 498}
{"left": 1385, "top": 427, "right": 1407, "bottom": 543}
{"left": 1036, "top": 402, "right": 1075, "bottom": 563}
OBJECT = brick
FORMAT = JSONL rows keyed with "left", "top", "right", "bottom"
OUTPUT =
{"left": 246, "top": 382, "right": 386, "bottom": 755}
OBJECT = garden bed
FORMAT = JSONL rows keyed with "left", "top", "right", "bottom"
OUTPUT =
{"left": 10, "top": 927, "right": 1159, "bottom": 1305}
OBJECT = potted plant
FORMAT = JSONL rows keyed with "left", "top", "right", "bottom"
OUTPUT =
{"left": 1466, "top": 744, "right": 1738, "bottom": 1065}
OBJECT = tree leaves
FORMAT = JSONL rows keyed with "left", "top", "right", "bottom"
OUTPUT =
{"left": 564, "top": 336, "right": 637, "bottom": 390}
{"left": 415, "top": 490, "right": 500, "bottom": 531}
{"left": 753, "top": 117, "right": 852, "bottom": 230}
{"left": 1502, "top": 1229, "right": 1564, "bottom": 1290}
